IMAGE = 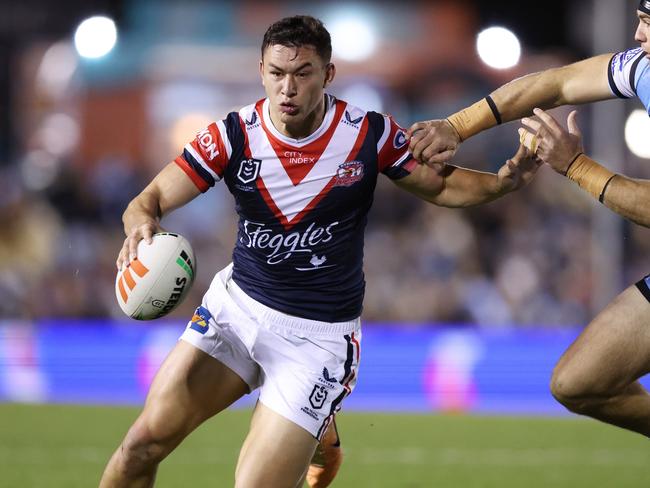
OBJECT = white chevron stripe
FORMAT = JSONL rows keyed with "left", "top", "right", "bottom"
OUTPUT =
{"left": 247, "top": 110, "right": 363, "bottom": 223}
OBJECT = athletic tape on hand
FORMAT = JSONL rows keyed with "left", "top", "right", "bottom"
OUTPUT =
{"left": 518, "top": 128, "right": 538, "bottom": 154}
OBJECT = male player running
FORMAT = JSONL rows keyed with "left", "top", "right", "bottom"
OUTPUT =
{"left": 408, "top": 0, "right": 650, "bottom": 439}
{"left": 100, "top": 15, "right": 539, "bottom": 488}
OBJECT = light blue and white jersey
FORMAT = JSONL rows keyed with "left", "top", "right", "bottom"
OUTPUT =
{"left": 609, "top": 47, "right": 650, "bottom": 112}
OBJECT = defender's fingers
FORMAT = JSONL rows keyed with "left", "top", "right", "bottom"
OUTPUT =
{"left": 521, "top": 117, "right": 542, "bottom": 133}
{"left": 407, "top": 122, "right": 427, "bottom": 138}
{"left": 426, "top": 149, "right": 456, "bottom": 164}
{"left": 567, "top": 110, "right": 582, "bottom": 137}
{"left": 532, "top": 107, "right": 563, "bottom": 134}
{"left": 513, "top": 143, "right": 529, "bottom": 160}
{"left": 410, "top": 133, "right": 435, "bottom": 161}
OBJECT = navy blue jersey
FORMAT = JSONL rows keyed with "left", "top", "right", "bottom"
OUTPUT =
{"left": 175, "top": 95, "right": 415, "bottom": 321}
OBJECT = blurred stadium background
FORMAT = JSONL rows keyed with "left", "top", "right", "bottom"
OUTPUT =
{"left": 2, "top": 0, "right": 650, "bottom": 487}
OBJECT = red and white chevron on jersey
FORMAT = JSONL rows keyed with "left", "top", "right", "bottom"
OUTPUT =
{"left": 240, "top": 98, "right": 368, "bottom": 229}
{"left": 174, "top": 94, "right": 415, "bottom": 321}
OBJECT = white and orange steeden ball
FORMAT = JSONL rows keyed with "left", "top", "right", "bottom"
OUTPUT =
{"left": 115, "top": 233, "right": 196, "bottom": 320}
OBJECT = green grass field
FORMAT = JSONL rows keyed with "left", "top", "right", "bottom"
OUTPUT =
{"left": 1, "top": 403, "right": 648, "bottom": 487}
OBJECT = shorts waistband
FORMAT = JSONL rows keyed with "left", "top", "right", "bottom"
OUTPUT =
{"left": 226, "top": 276, "right": 360, "bottom": 336}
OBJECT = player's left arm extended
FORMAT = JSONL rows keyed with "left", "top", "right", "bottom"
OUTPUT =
{"left": 394, "top": 145, "right": 541, "bottom": 207}
{"left": 601, "top": 175, "right": 650, "bottom": 227}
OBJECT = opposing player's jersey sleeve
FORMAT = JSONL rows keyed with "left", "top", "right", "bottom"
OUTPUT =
{"left": 174, "top": 115, "right": 238, "bottom": 192}
{"left": 369, "top": 112, "right": 417, "bottom": 180}
{"left": 608, "top": 47, "right": 646, "bottom": 99}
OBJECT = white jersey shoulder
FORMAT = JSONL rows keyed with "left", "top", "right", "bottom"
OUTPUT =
{"left": 609, "top": 47, "right": 647, "bottom": 98}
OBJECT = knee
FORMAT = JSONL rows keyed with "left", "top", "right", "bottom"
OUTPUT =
{"left": 118, "top": 421, "right": 169, "bottom": 475}
{"left": 550, "top": 365, "right": 596, "bottom": 414}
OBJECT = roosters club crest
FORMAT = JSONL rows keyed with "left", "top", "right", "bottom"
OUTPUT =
{"left": 237, "top": 158, "right": 261, "bottom": 184}
{"left": 335, "top": 161, "right": 364, "bottom": 187}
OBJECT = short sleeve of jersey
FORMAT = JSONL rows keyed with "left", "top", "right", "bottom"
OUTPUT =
{"left": 608, "top": 47, "right": 646, "bottom": 99}
{"left": 370, "top": 112, "right": 417, "bottom": 180}
{"left": 174, "top": 113, "right": 242, "bottom": 192}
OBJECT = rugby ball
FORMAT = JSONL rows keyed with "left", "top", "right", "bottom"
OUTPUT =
{"left": 115, "top": 232, "right": 196, "bottom": 320}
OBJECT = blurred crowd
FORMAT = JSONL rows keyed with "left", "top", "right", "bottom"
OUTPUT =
{"left": 2, "top": 1, "right": 649, "bottom": 327}
{"left": 3, "top": 106, "right": 650, "bottom": 327}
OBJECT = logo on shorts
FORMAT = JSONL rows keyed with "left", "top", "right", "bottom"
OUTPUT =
{"left": 189, "top": 306, "right": 211, "bottom": 334}
{"left": 309, "top": 385, "right": 328, "bottom": 409}
{"left": 237, "top": 159, "right": 261, "bottom": 184}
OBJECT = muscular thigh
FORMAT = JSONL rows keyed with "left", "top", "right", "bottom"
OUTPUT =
{"left": 137, "top": 340, "right": 249, "bottom": 442}
{"left": 557, "top": 284, "right": 650, "bottom": 390}
{"left": 235, "top": 402, "right": 318, "bottom": 488}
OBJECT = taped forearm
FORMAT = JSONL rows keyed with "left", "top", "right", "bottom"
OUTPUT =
{"left": 565, "top": 153, "right": 616, "bottom": 202}
{"left": 446, "top": 96, "right": 502, "bottom": 141}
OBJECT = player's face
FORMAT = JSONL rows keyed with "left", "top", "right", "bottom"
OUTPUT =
{"left": 260, "top": 44, "right": 335, "bottom": 135}
{"left": 635, "top": 11, "right": 650, "bottom": 56}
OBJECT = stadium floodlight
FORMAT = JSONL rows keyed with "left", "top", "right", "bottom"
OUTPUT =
{"left": 74, "top": 16, "right": 117, "bottom": 59}
{"left": 624, "top": 109, "right": 650, "bottom": 158}
{"left": 476, "top": 26, "right": 521, "bottom": 69}
{"left": 330, "top": 17, "right": 377, "bottom": 62}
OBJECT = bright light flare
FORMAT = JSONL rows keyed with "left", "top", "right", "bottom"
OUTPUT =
{"left": 74, "top": 16, "right": 117, "bottom": 59}
{"left": 625, "top": 109, "right": 650, "bottom": 158}
{"left": 476, "top": 26, "right": 521, "bottom": 69}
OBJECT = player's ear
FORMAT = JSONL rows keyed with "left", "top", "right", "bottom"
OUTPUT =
{"left": 324, "top": 62, "right": 336, "bottom": 87}
{"left": 259, "top": 59, "right": 265, "bottom": 86}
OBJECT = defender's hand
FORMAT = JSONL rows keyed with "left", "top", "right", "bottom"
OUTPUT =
{"left": 407, "top": 119, "right": 460, "bottom": 167}
{"left": 519, "top": 108, "right": 584, "bottom": 174}
{"left": 496, "top": 144, "right": 543, "bottom": 193}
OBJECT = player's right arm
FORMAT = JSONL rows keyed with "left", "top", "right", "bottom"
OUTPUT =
{"left": 117, "top": 163, "right": 201, "bottom": 270}
{"left": 408, "top": 53, "right": 615, "bottom": 165}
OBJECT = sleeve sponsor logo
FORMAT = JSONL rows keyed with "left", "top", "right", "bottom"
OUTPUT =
{"left": 197, "top": 127, "right": 219, "bottom": 161}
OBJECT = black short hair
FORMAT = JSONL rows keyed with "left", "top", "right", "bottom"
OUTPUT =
{"left": 261, "top": 15, "right": 332, "bottom": 63}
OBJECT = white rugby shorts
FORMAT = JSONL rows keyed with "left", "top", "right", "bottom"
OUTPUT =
{"left": 180, "top": 264, "right": 361, "bottom": 440}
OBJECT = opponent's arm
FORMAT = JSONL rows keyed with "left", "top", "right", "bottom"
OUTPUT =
{"left": 118, "top": 162, "right": 201, "bottom": 269}
{"left": 520, "top": 107, "right": 650, "bottom": 227}
{"left": 394, "top": 145, "right": 541, "bottom": 207}
{"left": 600, "top": 176, "right": 650, "bottom": 227}
{"left": 409, "top": 54, "right": 614, "bottom": 165}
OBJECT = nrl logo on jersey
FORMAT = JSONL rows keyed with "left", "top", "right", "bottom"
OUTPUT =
{"left": 237, "top": 158, "right": 261, "bottom": 184}
{"left": 342, "top": 110, "right": 363, "bottom": 128}
{"left": 335, "top": 161, "right": 364, "bottom": 187}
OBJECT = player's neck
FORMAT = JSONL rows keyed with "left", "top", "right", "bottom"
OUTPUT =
{"left": 269, "top": 95, "right": 326, "bottom": 140}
